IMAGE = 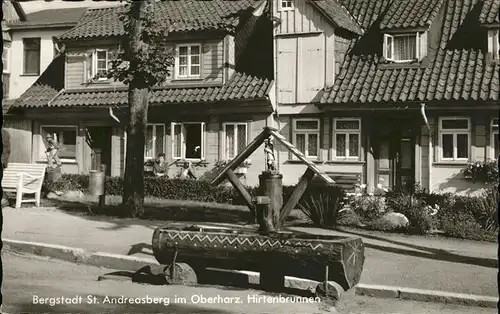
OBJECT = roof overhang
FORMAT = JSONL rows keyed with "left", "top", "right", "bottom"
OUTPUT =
{"left": 7, "top": 22, "right": 78, "bottom": 30}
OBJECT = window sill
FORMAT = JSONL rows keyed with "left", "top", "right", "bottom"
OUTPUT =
{"left": 20, "top": 74, "right": 40, "bottom": 77}
{"left": 173, "top": 159, "right": 209, "bottom": 167}
{"left": 285, "top": 159, "right": 323, "bottom": 164}
{"left": 433, "top": 161, "right": 470, "bottom": 167}
{"left": 378, "top": 62, "right": 423, "bottom": 69}
{"left": 325, "top": 160, "right": 365, "bottom": 165}
{"left": 171, "top": 77, "right": 204, "bottom": 82}
{"left": 82, "top": 81, "right": 111, "bottom": 85}
{"left": 36, "top": 159, "right": 78, "bottom": 165}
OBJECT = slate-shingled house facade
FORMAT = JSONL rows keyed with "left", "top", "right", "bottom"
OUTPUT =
{"left": 10, "top": 1, "right": 275, "bottom": 182}
{"left": 271, "top": 0, "right": 499, "bottom": 195}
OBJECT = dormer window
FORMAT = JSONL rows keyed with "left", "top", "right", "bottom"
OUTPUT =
{"left": 487, "top": 29, "right": 499, "bottom": 60}
{"left": 280, "top": 0, "right": 294, "bottom": 11}
{"left": 384, "top": 32, "right": 426, "bottom": 63}
{"left": 175, "top": 44, "right": 202, "bottom": 79}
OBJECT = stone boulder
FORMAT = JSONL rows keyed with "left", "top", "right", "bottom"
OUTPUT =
{"left": 62, "top": 190, "right": 85, "bottom": 201}
{"left": 380, "top": 212, "right": 409, "bottom": 229}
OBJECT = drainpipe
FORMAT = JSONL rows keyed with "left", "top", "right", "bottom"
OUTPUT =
{"left": 420, "top": 103, "right": 432, "bottom": 193}
{"left": 109, "top": 107, "right": 120, "bottom": 124}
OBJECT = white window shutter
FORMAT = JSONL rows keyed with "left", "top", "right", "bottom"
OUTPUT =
{"left": 383, "top": 34, "right": 393, "bottom": 60}
{"left": 416, "top": 32, "right": 420, "bottom": 60}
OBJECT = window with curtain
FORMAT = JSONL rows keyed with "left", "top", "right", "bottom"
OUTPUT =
{"left": 384, "top": 33, "right": 420, "bottom": 62}
{"left": 176, "top": 44, "right": 201, "bottom": 78}
{"left": 334, "top": 118, "right": 361, "bottom": 159}
{"left": 292, "top": 119, "right": 319, "bottom": 159}
{"left": 145, "top": 124, "right": 165, "bottom": 159}
{"left": 223, "top": 123, "right": 247, "bottom": 160}
{"left": 23, "top": 38, "right": 41, "bottom": 75}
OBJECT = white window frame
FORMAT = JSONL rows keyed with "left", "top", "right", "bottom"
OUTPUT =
{"left": 175, "top": 44, "right": 202, "bottom": 79}
{"left": 292, "top": 118, "right": 320, "bottom": 159}
{"left": 92, "top": 49, "right": 109, "bottom": 81}
{"left": 438, "top": 117, "right": 471, "bottom": 162}
{"left": 491, "top": 118, "right": 499, "bottom": 159}
{"left": 3, "top": 46, "right": 10, "bottom": 73}
{"left": 384, "top": 33, "right": 421, "bottom": 63}
{"left": 39, "top": 125, "right": 78, "bottom": 162}
{"left": 279, "top": 0, "right": 294, "bottom": 11}
{"left": 333, "top": 118, "right": 362, "bottom": 160}
{"left": 222, "top": 122, "right": 248, "bottom": 160}
{"left": 145, "top": 123, "right": 166, "bottom": 160}
{"left": 171, "top": 122, "right": 205, "bottom": 160}
{"left": 488, "top": 29, "right": 499, "bottom": 60}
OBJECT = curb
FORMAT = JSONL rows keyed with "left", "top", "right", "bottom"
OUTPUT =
{"left": 3, "top": 238, "right": 498, "bottom": 308}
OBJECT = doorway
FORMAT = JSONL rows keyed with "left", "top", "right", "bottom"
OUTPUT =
{"left": 373, "top": 116, "right": 416, "bottom": 191}
{"left": 86, "top": 127, "right": 112, "bottom": 176}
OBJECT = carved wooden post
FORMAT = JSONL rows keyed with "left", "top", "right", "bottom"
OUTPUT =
{"left": 257, "top": 170, "right": 283, "bottom": 234}
{"left": 257, "top": 170, "right": 285, "bottom": 292}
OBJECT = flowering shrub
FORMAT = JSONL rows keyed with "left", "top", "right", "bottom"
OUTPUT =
{"left": 463, "top": 160, "right": 499, "bottom": 185}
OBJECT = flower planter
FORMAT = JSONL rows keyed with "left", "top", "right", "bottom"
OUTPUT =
{"left": 152, "top": 223, "right": 365, "bottom": 291}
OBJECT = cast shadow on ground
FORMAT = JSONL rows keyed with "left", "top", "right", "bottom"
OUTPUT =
{"left": 127, "top": 242, "right": 154, "bottom": 256}
{"left": 100, "top": 267, "right": 316, "bottom": 299}
{"left": 36, "top": 198, "right": 303, "bottom": 232}
{"left": 331, "top": 228, "right": 498, "bottom": 269}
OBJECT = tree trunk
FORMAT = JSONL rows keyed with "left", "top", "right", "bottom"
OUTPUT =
{"left": 121, "top": 0, "right": 154, "bottom": 217}
{"left": 123, "top": 87, "right": 148, "bottom": 217}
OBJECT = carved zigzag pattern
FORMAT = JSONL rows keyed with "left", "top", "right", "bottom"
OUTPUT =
{"left": 165, "top": 232, "right": 325, "bottom": 250}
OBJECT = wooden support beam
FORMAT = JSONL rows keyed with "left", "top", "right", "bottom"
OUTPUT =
{"left": 211, "top": 128, "right": 270, "bottom": 186}
{"left": 226, "top": 169, "right": 256, "bottom": 218}
{"left": 278, "top": 167, "right": 315, "bottom": 227}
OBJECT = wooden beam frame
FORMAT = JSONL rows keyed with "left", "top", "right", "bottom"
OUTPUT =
{"left": 225, "top": 169, "right": 256, "bottom": 218}
{"left": 278, "top": 167, "right": 315, "bottom": 227}
{"left": 211, "top": 127, "right": 270, "bottom": 185}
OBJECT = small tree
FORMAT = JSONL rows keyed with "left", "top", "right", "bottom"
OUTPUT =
{"left": 107, "top": 0, "right": 174, "bottom": 217}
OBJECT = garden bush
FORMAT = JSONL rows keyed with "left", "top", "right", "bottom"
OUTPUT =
{"left": 297, "top": 184, "right": 346, "bottom": 228}
{"left": 349, "top": 194, "right": 386, "bottom": 222}
{"left": 337, "top": 209, "right": 363, "bottom": 227}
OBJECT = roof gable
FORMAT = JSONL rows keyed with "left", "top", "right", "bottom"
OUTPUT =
{"left": 308, "top": 0, "right": 364, "bottom": 35}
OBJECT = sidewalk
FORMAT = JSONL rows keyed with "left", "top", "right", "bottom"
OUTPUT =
{"left": 3, "top": 206, "right": 498, "bottom": 297}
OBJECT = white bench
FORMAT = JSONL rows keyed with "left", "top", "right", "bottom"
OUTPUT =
{"left": 2, "top": 163, "right": 47, "bottom": 208}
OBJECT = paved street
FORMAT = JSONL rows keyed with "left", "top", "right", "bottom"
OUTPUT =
{"left": 4, "top": 206, "right": 498, "bottom": 296}
{"left": 2, "top": 251, "right": 496, "bottom": 314}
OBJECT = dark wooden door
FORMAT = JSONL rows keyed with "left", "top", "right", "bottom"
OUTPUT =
{"left": 374, "top": 117, "right": 415, "bottom": 191}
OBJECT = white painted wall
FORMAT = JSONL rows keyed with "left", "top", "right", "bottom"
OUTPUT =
{"left": 9, "top": 28, "right": 68, "bottom": 99}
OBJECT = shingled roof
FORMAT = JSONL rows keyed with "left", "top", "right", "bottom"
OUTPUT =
{"left": 13, "top": 71, "right": 272, "bottom": 109}
{"left": 479, "top": 0, "right": 500, "bottom": 24}
{"left": 7, "top": 7, "right": 88, "bottom": 29}
{"left": 58, "top": 0, "right": 255, "bottom": 41}
{"left": 12, "top": 54, "right": 65, "bottom": 110}
{"left": 318, "top": 0, "right": 500, "bottom": 106}
{"left": 380, "top": 0, "right": 444, "bottom": 30}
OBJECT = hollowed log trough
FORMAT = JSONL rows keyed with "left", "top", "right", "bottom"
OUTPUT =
{"left": 152, "top": 223, "right": 365, "bottom": 292}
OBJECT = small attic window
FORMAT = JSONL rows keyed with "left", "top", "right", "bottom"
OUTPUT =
{"left": 487, "top": 29, "right": 499, "bottom": 60}
{"left": 384, "top": 32, "right": 425, "bottom": 63}
{"left": 280, "top": 0, "right": 294, "bottom": 11}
